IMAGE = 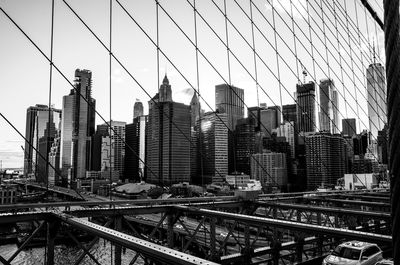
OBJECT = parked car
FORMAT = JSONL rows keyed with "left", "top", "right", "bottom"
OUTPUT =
{"left": 322, "top": 241, "right": 383, "bottom": 265}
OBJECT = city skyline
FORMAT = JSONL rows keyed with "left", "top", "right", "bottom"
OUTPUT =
{"left": 0, "top": 0, "right": 385, "bottom": 168}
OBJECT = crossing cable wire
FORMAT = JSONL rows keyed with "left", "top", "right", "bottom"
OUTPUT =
{"left": 305, "top": 0, "right": 317, "bottom": 87}
{"left": 335, "top": 0, "right": 384, "bottom": 66}
{"left": 44, "top": 0, "right": 55, "bottom": 262}
{"left": 332, "top": 0, "right": 349, "bottom": 119}
{"left": 317, "top": 0, "right": 388, "bottom": 114}
{"left": 253, "top": 0, "right": 384, "bottom": 175}
{"left": 319, "top": 0, "right": 332, "bottom": 82}
{"left": 187, "top": 0, "right": 345, "bottom": 185}
{"left": 293, "top": 0, "right": 388, "bottom": 130}
{"left": 223, "top": 0, "right": 232, "bottom": 85}
{"left": 384, "top": 0, "right": 400, "bottom": 261}
{"left": 268, "top": 0, "right": 382, "bottom": 183}
{"left": 60, "top": 0, "right": 231, "bottom": 183}
{"left": 289, "top": 0, "right": 300, "bottom": 84}
{"left": 192, "top": 0, "right": 347, "bottom": 183}
{"left": 305, "top": 0, "right": 387, "bottom": 114}
{"left": 249, "top": 0, "right": 259, "bottom": 107}
{"left": 233, "top": 0, "right": 380, "bottom": 183}
{"left": 108, "top": 0, "right": 114, "bottom": 263}
{"left": 342, "top": 0, "right": 361, "bottom": 137}
{"left": 270, "top": 0, "right": 284, "bottom": 122}
{"left": 0, "top": 6, "right": 159, "bottom": 184}
{"left": 192, "top": 0, "right": 204, "bottom": 187}
{"left": 263, "top": 0, "right": 387, "bottom": 148}
{"left": 45, "top": 0, "right": 55, "bottom": 193}
{"left": 109, "top": 0, "right": 282, "bottom": 187}
{"left": 116, "top": 0, "right": 281, "bottom": 187}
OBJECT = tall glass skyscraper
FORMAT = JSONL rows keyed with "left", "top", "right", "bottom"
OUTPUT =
{"left": 60, "top": 69, "right": 95, "bottom": 186}
{"left": 24, "top": 104, "right": 61, "bottom": 183}
{"left": 146, "top": 75, "right": 191, "bottom": 185}
{"left": 296, "top": 82, "right": 316, "bottom": 133}
{"left": 319, "top": 79, "right": 339, "bottom": 134}
{"left": 215, "top": 84, "right": 244, "bottom": 131}
{"left": 133, "top": 99, "right": 144, "bottom": 119}
{"left": 366, "top": 63, "right": 386, "bottom": 139}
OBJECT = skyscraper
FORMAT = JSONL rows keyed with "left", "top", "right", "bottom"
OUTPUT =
{"left": 319, "top": 79, "right": 339, "bottom": 134}
{"left": 146, "top": 75, "right": 191, "bottom": 185}
{"left": 342, "top": 118, "right": 357, "bottom": 137}
{"left": 215, "top": 84, "right": 244, "bottom": 173}
{"left": 60, "top": 69, "right": 96, "bottom": 186}
{"left": 305, "top": 132, "right": 346, "bottom": 190}
{"left": 235, "top": 117, "right": 255, "bottom": 175}
{"left": 133, "top": 99, "right": 144, "bottom": 119}
{"left": 215, "top": 84, "right": 244, "bottom": 131}
{"left": 125, "top": 115, "right": 147, "bottom": 182}
{"left": 100, "top": 121, "right": 126, "bottom": 180}
{"left": 250, "top": 152, "right": 287, "bottom": 188}
{"left": 296, "top": 82, "right": 316, "bottom": 133}
{"left": 197, "top": 112, "right": 228, "bottom": 184}
{"left": 24, "top": 104, "right": 61, "bottom": 183}
{"left": 282, "top": 104, "right": 297, "bottom": 123}
{"left": 366, "top": 63, "right": 386, "bottom": 139}
{"left": 260, "top": 106, "right": 281, "bottom": 137}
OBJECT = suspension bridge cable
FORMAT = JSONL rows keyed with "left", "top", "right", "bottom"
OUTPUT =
{"left": 113, "top": 0, "right": 282, "bottom": 187}
{"left": 295, "top": 0, "right": 388, "bottom": 127}
{"left": 61, "top": 0, "right": 230, "bottom": 183}
{"left": 189, "top": 0, "right": 345, "bottom": 187}
{"left": 262, "top": 0, "right": 387, "bottom": 147}
{"left": 249, "top": 0, "right": 259, "bottom": 108}
{"left": 235, "top": 0, "right": 383, "bottom": 184}
{"left": 0, "top": 5, "right": 158, "bottom": 184}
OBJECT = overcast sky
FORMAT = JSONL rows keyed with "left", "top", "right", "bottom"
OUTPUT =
{"left": 0, "top": 0, "right": 384, "bottom": 169}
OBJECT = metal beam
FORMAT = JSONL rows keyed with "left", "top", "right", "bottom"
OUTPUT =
{"left": 0, "top": 211, "right": 51, "bottom": 224}
{"left": 56, "top": 213, "right": 219, "bottom": 265}
{"left": 257, "top": 202, "right": 390, "bottom": 219}
{"left": 174, "top": 206, "right": 392, "bottom": 244}
{"left": 303, "top": 197, "right": 391, "bottom": 208}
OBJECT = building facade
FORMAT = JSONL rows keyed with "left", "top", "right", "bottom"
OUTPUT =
{"left": 60, "top": 69, "right": 96, "bottom": 186}
{"left": 197, "top": 112, "right": 228, "bottom": 184}
{"left": 319, "top": 79, "right": 339, "bottom": 134}
{"left": 305, "top": 132, "right": 346, "bottom": 190}
{"left": 342, "top": 118, "right": 357, "bottom": 137}
{"left": 296, "top": 82, "right": 316, "bottom": 133}
{"left": 146, "top": 75, "right": 191, "bottom": 185}
{"left": 24, "top": 104, "right": 62, "bottom": 184}
{"left": 250, "top": 152, "right": 287, "bottom": 188}
{"left": 366, "top": 63, "right": 386, "bottom": 139}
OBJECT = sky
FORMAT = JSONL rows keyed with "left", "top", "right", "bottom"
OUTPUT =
{"left": 0, "top": 0, "right": 384, "bottom": 169}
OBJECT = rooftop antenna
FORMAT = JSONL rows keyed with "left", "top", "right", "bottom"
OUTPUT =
{"left": 302, "top": 68, "right": 307, "bottom": 84}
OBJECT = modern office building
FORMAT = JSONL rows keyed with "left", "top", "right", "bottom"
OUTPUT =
{"left": 342, "top": 118, "right": 357, "bottom": 137}
{"left": 215, "top": 84, "right": 244, "bottom": 173}
{"left": 296, "top": 82, "right": 316, "bottom": 133}
{"left": 250, "top": 152, "right": 287, "bottom": 188}
{"left": 215, "top": 84, "right": 244, "bottom": 131}
{"left": 125, "top": 115, "right": 147, "bottom": 182}
{"left": 100, "top": 121, "right": 126, "bottom": 181}
{"left": 133, "top": 99, "right": 144, "bottom": 119}
{"left": 319, "top": 79, "right": 339, "bottom": 134}
{"left": 260, "top": 106, "right": 281, "bottom": 137}
{"left": 235, "top": 118, "right": 256, "bottom": 175}
{"left": 24, "top": 104, "right": 61, "bottom": 183}
{"left": 60, "top": 69, "right": 96, "bottom": 186}
{"left": 305, "top": 132, "right": 346, "bottom": 190}
{"left": 146, "top": 75, "right": 191, "bottom": 185}
{"left": 197, "top": 112, "right": 228, "bottom": 184}
{"left": 366, "top": 63, "right": 386, "bottom": 139}
{"left": 282, "top": 104, "right": 297, "bottom": 123}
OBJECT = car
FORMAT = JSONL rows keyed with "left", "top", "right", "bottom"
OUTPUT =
{"left": 375, "top": 259, "right": 393, "bottom": 265}
{"left": 322, "top": 241, "right": 383, "bottom": 265}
